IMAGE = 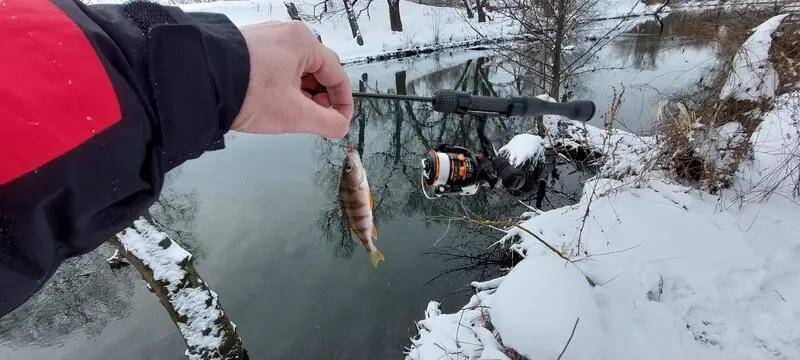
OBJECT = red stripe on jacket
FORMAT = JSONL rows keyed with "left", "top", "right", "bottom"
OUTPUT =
{"left": 0, "top": 0, "right": 121, "bottom": 185}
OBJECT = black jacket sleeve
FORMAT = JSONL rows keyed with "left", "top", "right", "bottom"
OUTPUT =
{"left": 0, "top": 0, "right": 250, "bottom": 317}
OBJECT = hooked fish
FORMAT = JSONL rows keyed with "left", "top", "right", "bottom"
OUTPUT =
{"left": 338, "top": 143, "right": 385, "bottom": 268}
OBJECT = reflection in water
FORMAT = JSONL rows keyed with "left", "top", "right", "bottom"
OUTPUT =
{"left": 150, "top": 168, "right": 209, "bottom": 261}
{"left": 0, "top": 244, "right": 137, "bottom": 348}
{"left": 0, "top": 169, "right": 204, "bottom": 350}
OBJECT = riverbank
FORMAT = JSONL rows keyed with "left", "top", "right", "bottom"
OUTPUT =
{"left": 406, "top": 14, "right": 800, "bottom": 360}
{"left": 112, "top": 0, "right": 671, "bottom": 64}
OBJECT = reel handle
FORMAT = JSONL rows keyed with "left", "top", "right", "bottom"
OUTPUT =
{"left": 492, "top": 157, "right": 525, "bottom": 191}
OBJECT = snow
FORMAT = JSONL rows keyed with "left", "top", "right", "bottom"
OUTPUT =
{"left": 406, "top": 290, "right": 505, "bottom": 360}
{"left": 734, "top": 91, "right": 800, "bottom": 200}
{"left": 720, "top": 13, "right": 790, "bottom": 101}
{"left": 117, "top": 218, "right": 229, "bottom": 359}
{"left": 170, "top": 0, "right": 513, "bottom": 64}
{"left": 118, "top": 219, "right": 193, "bottom": 287}
{"left": 91, "top": 0, "right": 668, "bottom": 66}
{"left": 693, "top": 121, "right": 746, "bottom": 178}
{"left": 498, "top": 134, "right": 546, "bottom": 167}
{"left": 407, "top": 15, "right": 800, "bottom": 358}
{"left": 490, "top": 254, "right": 604, "bottom": 360}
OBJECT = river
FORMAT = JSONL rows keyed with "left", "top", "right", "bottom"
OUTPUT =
{"left": 0, "top": 12, "right": 727, "bottom": 360}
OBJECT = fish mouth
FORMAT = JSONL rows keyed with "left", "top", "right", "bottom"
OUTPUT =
{"left": 348, "top": 143, "right": 354, "bottom": 153}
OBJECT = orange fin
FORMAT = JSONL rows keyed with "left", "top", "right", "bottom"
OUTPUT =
{"left": 372, "top": 225, "right": 378, "bottom": 239}
{"left": 368, "top": 249, "right": 385, "bottom": 268}
{"left": 369, "top": 192, "right": 374, "bottom": 208}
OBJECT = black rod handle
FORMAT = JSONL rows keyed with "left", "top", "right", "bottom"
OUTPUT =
{"left": 431, "top": 89, "right": 595, "bottom": 122}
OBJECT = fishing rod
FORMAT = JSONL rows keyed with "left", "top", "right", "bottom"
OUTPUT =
{"left": 310, "top": 88, "right": 597, "bottom": 198}
{"left": 322, "top": 89, "right": 595, "bottom": 121}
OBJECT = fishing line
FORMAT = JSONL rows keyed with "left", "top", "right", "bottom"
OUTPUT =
{"left": 183, "top": 167, "right": 421, "bottom": 194}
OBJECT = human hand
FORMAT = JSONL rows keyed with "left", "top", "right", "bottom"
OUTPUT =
{"left": 231, "top": 21, "right": 353, "bottom": 139}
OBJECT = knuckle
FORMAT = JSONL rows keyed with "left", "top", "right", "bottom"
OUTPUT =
{"left": 285, "top": 20, "right": 311, "bottom": 36}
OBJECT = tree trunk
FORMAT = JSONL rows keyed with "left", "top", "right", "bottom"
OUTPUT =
{"left": 284, "top": 2, "right": 301, "bottom": 20}
{"left": 343, "top": 0, "right": 364, "bottom": 46}
{"left": 387, "top": 0, "right": 403, "bottom": 32}
{"left": 549, "top": 0, "right": 566, "bottom": 101}
{"left": 463, "top": 0, "right": 474, "bottom": 18}
{"left": 476, "top": 0, "right": 486, "bottom": 23}
{"left": 538, "top": 0, "right": 566, "bottom": 137}
{"left": 357, "top": 74, "right": 367, "bottom": 155}
{"left": 109, "top": 217, "right": 248, "bottom": 360}
{"left": 394, "top": 71, "right": 406, "bottom": 163}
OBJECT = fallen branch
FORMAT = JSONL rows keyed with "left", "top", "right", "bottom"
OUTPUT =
{"left": 557, "top": 317, "right": 580, "bottom": 360}
{"left": 109, "top": 217, "right": 248, "bottom": 360}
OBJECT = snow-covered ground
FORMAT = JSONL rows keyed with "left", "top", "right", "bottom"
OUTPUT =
{"left": 406, "top": 14, "right": 800, "bottom": 360}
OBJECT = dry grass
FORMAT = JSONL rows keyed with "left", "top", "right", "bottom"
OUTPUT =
{"left": 654, "top": 100, "right": 751, "bottom": 192}
{"left": 772, "top": 20, "right": 800, "bottom": 94}
{"left": 650, "top": 11, "right": 799, "bottom": 193}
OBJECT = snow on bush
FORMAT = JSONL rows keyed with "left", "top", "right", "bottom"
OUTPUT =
{"left": 490, "top": 254, "right": 604, "bottom": 360}
{"left": 720, "top": 13, "right": 790, "bottom": 101}
{"left": 693, "top": 121, "right": 746, "bottom": 177}
{"left": 499, "top": 134, "right": 546, "bottom": 167}
{"left": 406, "top": 289, "right": 506, "bottom": 360}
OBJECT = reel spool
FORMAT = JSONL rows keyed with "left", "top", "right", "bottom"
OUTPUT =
{"left": 421, "top": 145, "right": 480, "bottom": 197}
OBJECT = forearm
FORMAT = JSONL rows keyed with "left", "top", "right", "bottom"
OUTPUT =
{"left": 0, "top": 0, "right": 249, "bottom": 317}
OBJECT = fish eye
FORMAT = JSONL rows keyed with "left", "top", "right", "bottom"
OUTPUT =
{"left": 345, "top": 164, "right": 352, "bottom": 172}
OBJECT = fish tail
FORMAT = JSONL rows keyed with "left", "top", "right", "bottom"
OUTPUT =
{"left": 367, "top": 248, "right": 385, "bottom": 268}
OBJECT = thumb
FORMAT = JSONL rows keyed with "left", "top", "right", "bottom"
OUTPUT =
{"left": 291, "top": 90, "right": 350, "bottom": 139}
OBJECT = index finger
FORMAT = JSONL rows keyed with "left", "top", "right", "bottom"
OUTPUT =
{"left": 305, "top": 44, "right": 353, "bottom": 121}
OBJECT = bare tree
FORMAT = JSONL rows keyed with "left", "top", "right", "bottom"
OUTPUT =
{"left": 343, "top": 0, "right": 365, "bottom": 45}
{"left": 470, "top": 0, "right": 639, "bottom": 134}
{"left": 464, "top": 0, "right": 475, "bottom": 18}
{"left": 388, "top": 0, "right": 403, "bottom": 31}
{"left": 284, "top": 2, "right": 301, "bottom": 20}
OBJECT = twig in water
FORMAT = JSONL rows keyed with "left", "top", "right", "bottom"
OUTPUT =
{"left": 557, "top": 317, "right": 580, "bottom": 360}
{"left": 433, "top": 218, "right": 453, "bottom": 247}
{"left": 775, "top": 289, "right": 786, "bottom": 302}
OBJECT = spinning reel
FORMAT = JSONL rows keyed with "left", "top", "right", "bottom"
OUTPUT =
{"left": 420, "top": 129, "right": 527, "bottom": 197}
{"left": 396, "top": 89, "right": 595, "bottom": 197}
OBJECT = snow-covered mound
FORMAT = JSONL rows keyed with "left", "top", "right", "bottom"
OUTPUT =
{"left": 490, "top": 254, "right": 604, "bottom": 360}
{"left": 720, "top": 14, "right": 790, "bottom": 101}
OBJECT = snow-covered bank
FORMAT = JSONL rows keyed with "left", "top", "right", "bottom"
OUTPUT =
{"left": 92, "top": 0, "right": 669, "bottom": 65}
{"left": 672, "top": 0, "right": 800, "bottom": 12}
{"left": 167, "top": 0, "right": 515, "bottom": 63}
{"left": 406, "top": 14, "right": 800, "bottom": 360}
{"left": 407, "top": 93, "right": 800, "bottom": 360}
